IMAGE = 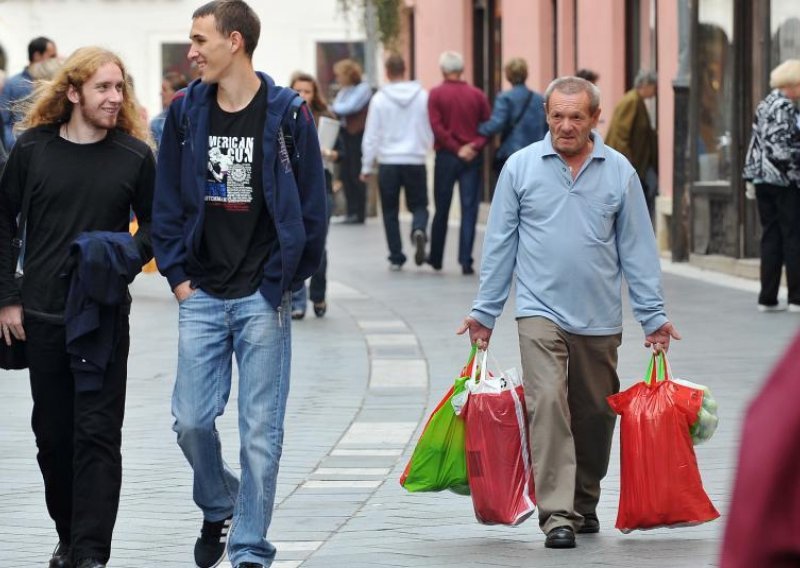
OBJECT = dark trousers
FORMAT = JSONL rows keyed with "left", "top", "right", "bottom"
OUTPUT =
{"left": 377, "top": 164, "right": 429, "bottom": 265}
{"left": 26, "top": 315, "right": 130, "bottom": 564}
{"left": 429, "top": 151, "right": 481, "bottom": 269}
{"left": 340, "top": 130, "right": 366, "bottom": 221}
{"left": 755, "top": 183, "right": 800, "bottom": 306}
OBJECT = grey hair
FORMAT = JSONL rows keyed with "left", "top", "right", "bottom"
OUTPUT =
{"left": 544, "top": 76, "right": 601, "bottom": 113}
{"left": 633, "top": 69, "right": 658, "bottom": 88}
{"left": 439, "top": 51, "right": 464, "bottom": 74}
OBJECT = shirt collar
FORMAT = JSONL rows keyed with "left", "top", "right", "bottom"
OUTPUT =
{"left": 542, "top": 130, "right": 608, "bottom": 161}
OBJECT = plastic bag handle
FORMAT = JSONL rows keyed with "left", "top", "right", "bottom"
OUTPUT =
{"left": 465, "top": 344, "right": 478, "bottom": 373}
{"left": 470, "top": 348, "right": 488, "bottom": 384}
{"left": 644, "top": 352, "right": 673, "bottom": 386}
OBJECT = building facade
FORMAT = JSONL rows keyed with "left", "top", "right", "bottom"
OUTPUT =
{"left": 404, "top": 0, "right": 800, "bottom": 262}
{"left": 0, "top": 0, "right": 365, "bottom": 120}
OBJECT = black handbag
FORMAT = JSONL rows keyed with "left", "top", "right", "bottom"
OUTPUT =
{"left": 0, "top": 159, "right": 33, "bottom": 371}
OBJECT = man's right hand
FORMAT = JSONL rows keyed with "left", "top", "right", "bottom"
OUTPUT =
{"left": 456, "top": 316, "right": 493, "bottom": 351}
{"left": 457, "top": 143, "right": 478, "bottom": 162}
{"left": 0, "top": 304, "right": 25, "bottom": 345}
{"left": 173, "top": 280, "right": 195, "bottom": 303}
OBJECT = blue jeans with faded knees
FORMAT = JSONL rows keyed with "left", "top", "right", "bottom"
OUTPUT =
{"left": 172, "top": 288, "right": 291, "bottom": 567}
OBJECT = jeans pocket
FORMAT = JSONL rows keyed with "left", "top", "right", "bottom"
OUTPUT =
{"left": 178, "top": 288, "right": 200, "bottom": 305}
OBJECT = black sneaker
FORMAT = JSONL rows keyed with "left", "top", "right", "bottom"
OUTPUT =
{"left": 49, "top": 541, "right": 71, "bottom": 568}
{"left": 194, "top": 515, "right": 232, "bottom": 568}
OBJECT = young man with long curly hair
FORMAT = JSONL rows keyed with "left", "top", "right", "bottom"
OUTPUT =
{"left": 0, "top": 46, "right": 155, "bottom": 568}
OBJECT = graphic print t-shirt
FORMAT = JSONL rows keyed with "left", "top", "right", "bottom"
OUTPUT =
{"left": 191, "top": 82, "right": 276, "bottom": 298}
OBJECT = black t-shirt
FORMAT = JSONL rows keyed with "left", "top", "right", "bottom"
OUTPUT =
{"left": 0, "top": 128, "right": 155, "bottom": 315}
{"left": 189, "top": 82, "right": 276, "bottom": 298}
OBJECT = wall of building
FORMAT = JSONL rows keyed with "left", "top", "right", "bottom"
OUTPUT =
{"left": 0, "top": 0, "right": 363, "bottom": 119}
{"left": 503, "top": 1, "right": 553, "bottom": 92}
{"left": 657, "top": 0, "right": 679, "bottom": 201}
{"left": 412, "top": 0, "right": 473, "bottom": 89}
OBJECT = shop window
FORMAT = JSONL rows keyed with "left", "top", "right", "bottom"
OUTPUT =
{"left": 771, "top": 1, "right": 800, "bottom": 67}
{"left": 695, "top": 0, "right": 734, "bottom": 183}
{"left": 316, "top": 41, "right": 365, "bottom": 103}
{"left": 162, "top": 43, "right": 195, "bottom": 84}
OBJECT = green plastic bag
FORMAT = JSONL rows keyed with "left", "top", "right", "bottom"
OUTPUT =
{"left": 399, "top": 347, "right": 477, "bottom": 495}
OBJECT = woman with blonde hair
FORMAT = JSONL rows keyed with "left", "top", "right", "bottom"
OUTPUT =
{"left": 331, "top": 58, "right": 372, "bottom": 224}
{"left": 743, "top": 59, "right": 800, "bottom": 312}
{"left": 0, "top": 46, "right": 154, "bottom": 568}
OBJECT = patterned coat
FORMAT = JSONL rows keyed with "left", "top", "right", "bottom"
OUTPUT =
{"left": 742, "top": 89, "right": 800, "bottom": 187}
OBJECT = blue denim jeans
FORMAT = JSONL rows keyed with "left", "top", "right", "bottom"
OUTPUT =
{"left": 172, "top": 288, "right": 291, "bottom": 567}
{"left": 429, "top": 151, "right": 482, "bottom": 269}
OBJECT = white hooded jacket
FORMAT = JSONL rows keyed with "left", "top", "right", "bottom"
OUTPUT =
{"left": 361, "top": 80, "right": 433, "bottom": 174}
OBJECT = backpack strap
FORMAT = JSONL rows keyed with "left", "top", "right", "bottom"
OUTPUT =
{"left": 280, "top": 95, "right": 304, "bottom": 175}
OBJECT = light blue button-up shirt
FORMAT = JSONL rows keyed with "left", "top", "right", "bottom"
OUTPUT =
{"left": 469, "top": 131, "right": 668, "bottom": 336}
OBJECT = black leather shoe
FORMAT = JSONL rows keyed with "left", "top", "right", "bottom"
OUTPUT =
{"left": 544, "top": 526, "right": 576, "bottom": 549}
{"left": 49, "top": 541, "right": 71, "bottom": 568}
{"left": 75, "top": 559, "right": 105, "bottom": 568}
{"left": 313, "top": 301, "right": 327, "bottom": 318}
{"left": 577, "top": 512, "right": 600, "bottom": 534}
{"left": 461, "top": 265, "right": 475, "bottom": 275}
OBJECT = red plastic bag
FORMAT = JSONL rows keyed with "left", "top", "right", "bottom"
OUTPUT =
{"left": 607, "top": 353, "right": 719, "bottom": 532}
{"left": 463, "top": 350, "right": 536, "bottom": 525}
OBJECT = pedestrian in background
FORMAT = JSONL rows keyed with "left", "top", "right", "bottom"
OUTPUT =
{"left": 575, "top": 68, "right": 599, "bottom": 84}
{"left": 478, "top": 57, "right": 547, "bottom": 174}
{"left": 0, "top": 36, "right": 58, "bottom": 149}
{"left": 290, "top": 70, "right": 339, "bottom": 319}
{"left": 150, "top": 70, "right": 189, "bottom": 148}
{"left": 152, "top": 1, "right": 327, "bottom": 567}
{"left": 605, "top": 70, "right": 659, "bottom": 227}
{"left": 331, "top": 58, "right": 372, "bottom": 224}
{"left": 0, "top": 46, "right": 154, "bottom": 568}
{"left": 360, "top": 53, "right": 433, "bottom": 271}
{"left": 459, "top": 76, "right": 679, "bottom": 550}
{"left": 427, "top": 50, "right": 491, "bottom": 275}
{"left": 742, "top": 59, "right": 800, "bottom": 313}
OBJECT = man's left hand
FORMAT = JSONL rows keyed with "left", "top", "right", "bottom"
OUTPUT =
{"left": 359, "top": 172, "right": 371, "bottom": 183}
{"left": 644, "top": 322, "right": 681, "bottom": 353}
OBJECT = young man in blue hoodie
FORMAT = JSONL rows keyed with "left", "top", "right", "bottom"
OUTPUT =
{"left": 152, "top": 2, "right": 327, "bottom": 567}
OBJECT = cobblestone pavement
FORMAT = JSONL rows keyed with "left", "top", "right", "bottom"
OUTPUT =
{"left": 1, "top": 216, "right": 797, "bottom": 568}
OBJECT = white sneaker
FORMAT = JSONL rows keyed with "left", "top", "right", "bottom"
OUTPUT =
{"left": 758, "top": 303, "right": 786, "bottom": 312}
{"left": 789, "top": 304, "right": 800, "bottom": 313}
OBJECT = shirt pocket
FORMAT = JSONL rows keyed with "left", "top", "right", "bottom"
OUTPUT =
{"left": 583, "top": 199, "right": 616, "bottom": 242}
